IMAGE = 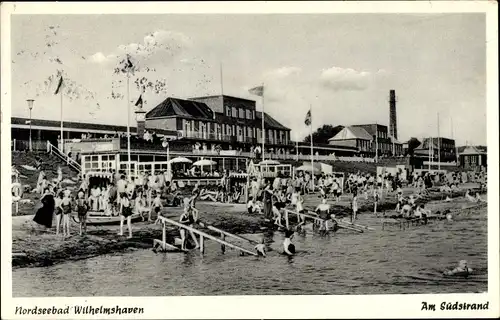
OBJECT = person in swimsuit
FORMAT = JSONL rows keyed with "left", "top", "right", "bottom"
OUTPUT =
{"left": 283, "top": 229, "right": 295, "bottom": 255}
{"left": 254, "top": 237, "right": 267, "bottom": 257}
{"left": 179, "top": 209, "right": 191, "bottom": 251}
{"left": 135, "top": 190, "right": 152, "bottom": 221}
{"left": 119, "top": 194, "right": 133, "bottom": 238}
{"left": 179, "top": 198, "right": 200, "bottom": 250}
{"left": 59, "top": 192, "right": 73, "bottom": 237}
{"left": 373, "top": 188, "right": 380, "bottom": 215}
{"left": 151, "top": 192, "right": 162, "bottom": 222}
{"left": 54, "top": 192, "right": 64, "bottom": 235}
{"left": 351, "top": 192, "right": 359, "bottom": 222}
{"left": 272, "top": 202, "right": 284, "bottom": 228}
{"left": 315, "top": 198, "right": 331, "bottom": 233}
{"left": 444, "top": 260, "right": 473, "bottom": 277}
{"left": 75, "top": 192, "right": 89, "bottom": 236}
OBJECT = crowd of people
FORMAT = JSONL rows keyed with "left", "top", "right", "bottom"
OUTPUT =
{"left": 25, "top": 152, "right": 486, "bottom": 256}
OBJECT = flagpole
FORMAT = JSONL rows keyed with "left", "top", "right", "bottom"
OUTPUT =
{"left": 261, "top": 82, "right": 265, "bottom": 162}
{"left": 437, "top": 113, "right": 440, "bottom": 170}
{"left": 60, "top": 86, "right": 64, "bottom": 152}
{"left": 310, "top": 104, "right": 314, "bottom": 190}
{"left": 127, "top": 71, "right": 131, "bottom": 178}
{"left": 375, "top": 122, "right": 378, "bottom": 163}
{"left": 451, "top": 117, "right": 458, "bottom": 163}
{"left": 296, "top": 132, "right": 299, "bottom": 161}
{"left": 220, "top": 63, "right": 224, "bottom": 96}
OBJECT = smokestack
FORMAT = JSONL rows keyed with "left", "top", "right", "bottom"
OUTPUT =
{"left": 389, "top": 89, "right": 398, "bottom": 140}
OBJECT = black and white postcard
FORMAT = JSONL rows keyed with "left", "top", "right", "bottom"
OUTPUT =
{"left": 1, "top": 1, "right": 498, "bottom": 319}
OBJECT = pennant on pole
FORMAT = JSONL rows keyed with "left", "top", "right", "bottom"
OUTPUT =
{"left": 54, "top": 76, "right": 64, "bottom": 95}
{"left": 304, "top": 109, "right": 311, "bottom": 126}
{"left": 248, "top": 85, "right": 264, "bottom": 97}
{"left": 134, "top": 94, "right": 143, "bottom": 109}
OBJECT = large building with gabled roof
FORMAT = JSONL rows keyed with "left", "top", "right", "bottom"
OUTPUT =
{"left": 145, "top": 95, "right": 293, "bottom": 153}
{"left": 328, "top": 123, "right": 403, "bottom": 157}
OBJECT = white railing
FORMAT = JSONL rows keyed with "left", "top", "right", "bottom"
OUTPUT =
{"left": 11, "top": 139, "right": 48, "bottom": 152}
{"left": 47, "top": 141, "right": 82, "bottom": 173}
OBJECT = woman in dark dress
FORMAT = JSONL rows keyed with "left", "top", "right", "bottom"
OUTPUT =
{"left": 33, "top": 188, "right": 55, "bottom": 228}
{"left": 263, "top": 180, "right": 273, "bottom": 220}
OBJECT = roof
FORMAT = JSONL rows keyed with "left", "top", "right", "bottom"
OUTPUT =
{"left": 329, "top": 126, "right": 373, "bottom": 141}
{"left": 351, "top": 124, "right": 386, "bottom": 136}
{"left": 146, "top": 97, "right": 215, "bottom": 120}
{"left": 459, "top": 146, "right": 486, "bottom": 155}
{"left": 11, "top": 117, "right": 177, "bottom": 136}
{"left": 255, "top": 111, "right": 290, "bottom": 130}
{"left": 389, "top": 135, "right": 402, "bottom": 144}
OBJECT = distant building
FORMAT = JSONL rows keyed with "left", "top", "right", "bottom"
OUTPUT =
{"left": 145, "top": 95, "right": 292, "bottom": 153}
{"left": 10, "top": 116, "right": 177, "bottom": 151}
{"left": 459, "top": 146, "right": 487, "bottom": 170}
{"left": 328, "top": 124, "right": 403, "bottom": 157}
{"left": 413, "top": 137, "right": 456, "bottom": 162}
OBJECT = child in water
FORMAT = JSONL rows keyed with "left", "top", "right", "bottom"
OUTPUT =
{"left": 152, "top": 192, "right": 162, "bottom": 222}
{"left": 444, "top": 260, "right": 473, "bottom": 277}
{"left": 254, "top": 238, "right": 267, "bottom": 257}
{"left": 283, "top": 229, "right": 295, "bottom": 256}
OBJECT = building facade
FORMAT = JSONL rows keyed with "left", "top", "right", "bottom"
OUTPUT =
{"left": 459, "top": 146, "right": 487, "bottom": 170}
{"left": 413, "top": 137, "right": 456, "bottom": 162}
{"left": 145, "top": 95, "right": 292, "bottom": 153}
{"left": 328, "top": 124, "right": 403, "bottom": 157}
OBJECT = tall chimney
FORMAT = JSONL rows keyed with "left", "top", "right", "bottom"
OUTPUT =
{"left": 389, "top": 89, "right": 398, "bottom": 140}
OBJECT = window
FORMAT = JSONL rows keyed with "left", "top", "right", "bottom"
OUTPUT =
{"left": 248, "top": 127, "right": 253, "bottom": 138}
{"left": 232, "top": 125, "right": 236, "bottom": 136}
{"left": 232, "top": 108, "right": 237, "bottom": 117}
{"left": 239, "top": 108, "right": 244, "bottom": 118}
{"left": 246, "top": 110, "right": 252, "bottom": 119}
{"left": 226, "top": 107, "right": 231, "bottom": 117}
{"left": 227, "top": 126, "right": 232, "bottom": 136}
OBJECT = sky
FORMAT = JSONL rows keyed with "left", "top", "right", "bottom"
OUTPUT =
{"left": 11, "top": 13, "right": 487, "bottom": 145}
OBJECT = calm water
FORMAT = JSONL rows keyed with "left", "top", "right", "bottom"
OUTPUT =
{"left": 13, "top": 201, "right": 487, "bottom": 296}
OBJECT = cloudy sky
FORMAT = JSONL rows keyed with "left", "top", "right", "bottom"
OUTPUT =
{"left": 11, "top": 13, "right": 486, "bottom": 145}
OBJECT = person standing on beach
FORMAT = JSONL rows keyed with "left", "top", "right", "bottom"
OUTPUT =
{"left": 119, "top": 194, "right": 133, "bottom": 239}
{"left": 351, "top": 192, "right": 359, "bottom": 222}
{"left": 59, "top": 191, "right": 72, "bottom": 237}
{"left": 54, "top": 192, "right": 63, "bottom": 235}
{"left": 263, "top": 180, "right": 273, "bottom": 220}
{"left": 75, "top": 191, "right": 89, "bottom": 236}
{"left": 116, "top": 175, "right": 127, "bottom": 207}
{"left": 33, "top": 188, "right": 55, "bottom": 229}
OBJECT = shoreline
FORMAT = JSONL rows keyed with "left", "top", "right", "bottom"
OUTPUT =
{"left": 11, "top": 187, "right": 484, "bottom": 269}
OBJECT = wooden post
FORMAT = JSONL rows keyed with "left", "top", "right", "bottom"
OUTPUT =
{"left": 285, "top": 209, "right": 289, "bottom": 229}
{"left": 162, "top": 222, "right": 166, "bottom": 250}
{"left": 200, "top": 235, "right": 205, "bottom": 254}
{"left": 220, "top": 234, "right": 226, "bottom": 254}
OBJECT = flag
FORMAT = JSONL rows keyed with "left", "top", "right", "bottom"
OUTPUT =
{"left": 54, "top": 76, "right": 64, "bottom": 95}
{"left": 134, "top": 94, "right": 143, "bottom": 109}
{"left": 248, "top": 85, "right": 264, "bottom": 97}
{"left": 304, "top": 109, "right": 311, "bottom": 126}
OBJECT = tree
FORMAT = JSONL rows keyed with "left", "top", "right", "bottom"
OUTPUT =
{"left": 406, "top": 137, "right": 421, "bottom": 156}
{"left": 304, "top": 125, "right": 344, "bottom": 145}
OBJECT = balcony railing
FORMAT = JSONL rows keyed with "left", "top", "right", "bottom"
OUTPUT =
{"left": 178, "top": 130, "right": 261, "bottom": 144}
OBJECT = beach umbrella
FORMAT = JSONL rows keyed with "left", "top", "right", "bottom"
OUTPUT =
{"left": 193, "top": 159, "right": 217, "bottom": 173}
{"left": 259, "top": 159, "right": 280, "bottom": 165}
{"left": 296, "top": 164, "right": 321, "bottom": 174}
{"left": 168, "top": 157, "right": 192, "bottom": 164}
{"left": 193, "top": 159, "right": 217, "bottom": 166}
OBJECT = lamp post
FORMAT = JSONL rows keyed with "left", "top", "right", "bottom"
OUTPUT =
{"left": 27, "top": 99, "right": 35, "bottom": 151}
